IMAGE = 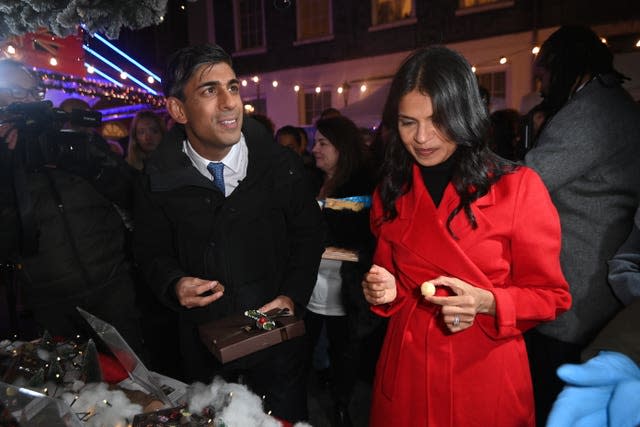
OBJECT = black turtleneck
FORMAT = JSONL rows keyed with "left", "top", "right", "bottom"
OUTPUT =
{"left": 419, "top": 155, "right": 456, "bottom": 207}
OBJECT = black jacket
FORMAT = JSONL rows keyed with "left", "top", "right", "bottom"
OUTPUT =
{"left": 0, "top": 132, "right": 134, "bottom": 309}
{"left": 133, "top": 117, "right": 325, "bottom": 325}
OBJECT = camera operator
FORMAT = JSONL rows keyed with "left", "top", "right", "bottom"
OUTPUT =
{"left": 0, "top": 59, "right": 144, "bottom": 355}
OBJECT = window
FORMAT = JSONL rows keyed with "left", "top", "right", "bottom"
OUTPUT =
{"left": 304, "top": 91, "right": 332, "bottom": 124}
{"left": 371, "top": 0, "right": 414, "bottom": 27}
{"left": 234, "top": 0, "right": 266, "bottom": 52}
{"left": 297, "top": 0, "right": 332, "bottom": 41}
{"left": 456, "top": 0, "right": 514, "bottom": 15}
{"left": 477, "top": 71, "right": 506, "bottom": 109}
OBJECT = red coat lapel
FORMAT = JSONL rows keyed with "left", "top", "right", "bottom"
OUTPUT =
{"left": 398, "top": 165, "right": 495, "bottom": 290}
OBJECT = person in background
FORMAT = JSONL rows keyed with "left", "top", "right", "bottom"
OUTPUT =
{"left": 361, "top": 46, "right": 570, "bottom": 426}
{"left": 276, "top": 124, "right": 304, "bottom": 155}
{"left": 607, "top": 206, "right": 640, "bottom": 306}
{"left": 488, "top": 108, "right": 524, "bottom": 161}
{"left": 126, "top": 110, "right": 166, "bottom": 171}
{"left": 547, "top": 297, "right": 640, "bottom": 427}
{"left": 0, "top": 59, "right": 144, "bottom": 354}
{"left": 133, "top": 44, "right": 324, "bottom": 423}
{"left": 276, "top": 124, "right": 315, "bottom": 170}
{"left": 249, "top": 112, "right": 275, "bottom": 136}
{"left": 524, "top": 26, "right": 640, "bottom": 425}
{"left": 307, "top": 115, "right": 378, "bottom": 426}
{"left": 319, "top": 107, "right": 342, "bottom": 120}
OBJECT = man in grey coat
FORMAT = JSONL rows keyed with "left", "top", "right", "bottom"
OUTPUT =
{"left": 524, "top": 25, "right": 640, "bottom": 426}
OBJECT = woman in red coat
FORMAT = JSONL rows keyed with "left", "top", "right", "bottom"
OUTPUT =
{"left": 362, "top": 46, "right": 571, "bottom": 426}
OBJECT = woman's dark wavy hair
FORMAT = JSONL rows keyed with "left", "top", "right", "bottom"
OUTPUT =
{"left": 536, "top": 25, "right": 625, "bottom": 119}
{"left": 315, "top": 115, "right": 364, "bottom": 196}
{"left": 378, "top": 46, "right": 517, "bottom": 237}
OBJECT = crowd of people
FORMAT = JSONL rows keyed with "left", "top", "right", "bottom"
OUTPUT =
{"left": 1, "top": 24, "right": 639, "bottom": 427}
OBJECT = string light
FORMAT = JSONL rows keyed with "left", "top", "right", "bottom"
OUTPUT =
{"left": 272, "top": 80, "right": 278, "bottom": 87}
{"left": 315, "top": 86, "right": 321, "bottom": 93}
{"left": 636, "top": 39, "right": 640, "bottom": 47}
{"left": 49, "top": 57, "right": 58, "bottom": 66}
{"left": 601, "top": 37, "right": 607, "bottom": 44}
{"left": 360, "top": 84, "right": 367, "bottom": 92}
{"left": 471, "top": 66, "right": 476, "bottom": 73}
{"left": 242, "top": 80, "right": 248, "bottom": 86}
{"left": 337, "top": 86, "right": 343, "bottom": 94}
{"left": 252, "top": 76, "right": 260, "bottom": 83}
{"left": 120, "top": 71, "right": 128, "bottom": 80}
{"left": 7, "top": 45, "right": 15, "bottom": 54}
{"left": 293, "top": 85, "right": 300, "bottom": 92}
{"left": 531, "top": 46, "right": 540, "bottom": 54}
{"left": 499, "top": 56, "right": 507, "bottom": 64}
{"left": 45, "top": 66, "right": 165, "bottom": 108}
{"left": 147, "top": 76, "right": 155, "bottom": 84}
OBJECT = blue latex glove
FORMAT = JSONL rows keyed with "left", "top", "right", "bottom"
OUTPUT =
{"left": 546, "top": 351, "right": 640, "bottom": 427}
{"left": 609, "top": 380, "right": 640, "bottom": 427}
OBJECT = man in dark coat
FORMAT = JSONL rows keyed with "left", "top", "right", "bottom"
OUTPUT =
{"left": 133, "top": 44, "right": 324, "bottom": 422}
{"left": 524, "top": 26, "right": 640, "bottom": 425}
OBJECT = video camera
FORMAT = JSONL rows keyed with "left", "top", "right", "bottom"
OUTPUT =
{"left": 0, "top": 100, "right": 103, "bottom": 169}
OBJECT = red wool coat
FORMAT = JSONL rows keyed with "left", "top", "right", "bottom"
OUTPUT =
{"left": 369, "top": 165, "right": 570, "bottom": 427}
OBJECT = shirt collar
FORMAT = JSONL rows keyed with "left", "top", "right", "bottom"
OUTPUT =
{"left": 183, "top": 133, "right": 246, "bottom": 175}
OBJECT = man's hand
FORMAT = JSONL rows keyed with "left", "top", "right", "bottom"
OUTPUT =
{"left": 175, "top": 276, "right": 224, "bottom": 308}
{"left": 362, "top": 264, "right": 397, "bottom": 305}
{"left": 0, "top": 122, "right": 18, "bottom": 150}
{"left": 259, "top": 295, "right": 295, "bottom": 315}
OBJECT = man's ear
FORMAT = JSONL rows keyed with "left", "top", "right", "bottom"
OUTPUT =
{"left": 166, "top": 96, "right": 188, "bottom": 124}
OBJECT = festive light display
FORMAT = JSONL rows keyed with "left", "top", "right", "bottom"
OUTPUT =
{"left": 38, "top": 69, "right": 165, "bottom": 109}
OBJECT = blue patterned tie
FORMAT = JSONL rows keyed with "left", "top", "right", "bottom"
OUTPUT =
{"left": 207, "top": 162, "right": 225, "bottom": 196}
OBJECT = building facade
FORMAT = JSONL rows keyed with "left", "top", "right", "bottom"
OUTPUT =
{"left": 185, "top": 0, "right": 640, "bottom": 129}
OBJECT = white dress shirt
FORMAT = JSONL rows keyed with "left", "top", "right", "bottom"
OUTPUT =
{"left": 183, "top": 134, "right": 249, "bottom": 197}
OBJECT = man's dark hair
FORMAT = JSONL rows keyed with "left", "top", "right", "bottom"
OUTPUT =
{"left": 162, "top": 44, "right": 232, "bottom": 100}
{"left": 536, "top": 25, "right": 624, "bottom": 117}
{"left": 276, "top": 125, "right": 302, "bottom": 145}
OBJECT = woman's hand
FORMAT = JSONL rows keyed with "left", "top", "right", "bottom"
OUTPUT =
{"left": 422, "top": 276, "right": 496, "bottom": 333}
{"left": 362, "top": 264, "right": 397, "bottom": 305}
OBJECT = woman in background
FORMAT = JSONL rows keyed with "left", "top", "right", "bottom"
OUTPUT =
{"left": 126, "top": 110, "right": 165, "bottom": 170}
{"left": 308, "top": 115, "right": 381, "bottom": 426}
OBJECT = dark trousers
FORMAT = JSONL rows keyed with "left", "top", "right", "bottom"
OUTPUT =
{"left": 33, "top": 278, "right": 146, "bottom": 360}
{"left": 525, "top": 329, "right": 582, "bottom": 427}
{"left": 180, "top": 318, "right": 310, "bottom": 423}
{"left": 305, "top": 310, "right": 357, "bottom": 408}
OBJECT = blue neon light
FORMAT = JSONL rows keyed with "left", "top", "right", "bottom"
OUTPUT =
{"left": 88, "top": 30, "right": 162, "bottom": 82}
{"left": 83, "top": 46, "right": 159, "bottom": 95}
{"left": 84, "top": 63, "right": 124, "bottom": 87}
